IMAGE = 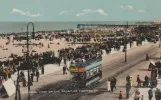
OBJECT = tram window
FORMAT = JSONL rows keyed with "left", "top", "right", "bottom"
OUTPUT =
{"left": 94, "top": 68, "right": 97, "bottom": 74}
{"left": 97, "top": 67, "right": 100, "bottom": 73}
{"left": 86, "top": 71, "right": 90, "bottom": 78}
{"left": 90, "top": 70, "right": 93, "bottom": 76}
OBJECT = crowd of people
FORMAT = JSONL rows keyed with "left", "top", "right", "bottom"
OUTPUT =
{"left": 130, "top": 60, "right": 161, "bottom": 100}
{"left": 0, "top": 25, "right": 160, "bottom": 97}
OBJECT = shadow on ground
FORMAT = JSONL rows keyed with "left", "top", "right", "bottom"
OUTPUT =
{"left": 139, "top": 69, "right": 149, "bottom": 71}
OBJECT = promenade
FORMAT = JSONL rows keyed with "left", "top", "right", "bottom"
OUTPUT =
{"left": 79, "top": 49, "right": 161, "bottom": 100}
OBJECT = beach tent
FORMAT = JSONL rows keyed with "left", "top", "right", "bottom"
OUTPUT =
{"left": 150, "top": 60, "right": 155, "bottom": 66}
{"left": 2, "top": 79, "right": 16, "bottom": 97}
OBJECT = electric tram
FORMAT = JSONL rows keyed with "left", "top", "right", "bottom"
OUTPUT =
{"left": 69, "top": 57, "right": 102, "bottom": 87}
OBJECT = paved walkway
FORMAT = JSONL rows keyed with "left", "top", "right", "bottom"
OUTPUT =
{"left": 2, "top": 66, "right": 72, "bottom": 100}
{"left": 11, "top": 64, "right": 64, "bottom": 82}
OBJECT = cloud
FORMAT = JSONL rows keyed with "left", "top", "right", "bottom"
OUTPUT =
{"left": 137, "top": 10, "right": 146, "bottom": 13}
{"left": 127, "top": 5, "right": 134, "bottom": 10}
{"left": 76, "top": 13, "right": 86, "bottom": 17}
{"left": 76, "top": 9, "right": 108, "bottom": 17}
{"left": 120, "top": 5, "right": 124, "bottom": 9}
{"left": 120, "top": 5, "right": 146, "bottom": 13}
{"left": 10, "top": 8, "right": 41, "bottom": 17}
{"left": 58, "top": 10, "right": 70, "bottom": 15}
{"left": 97, "top": 9, "right": 108, "bottom": 16}
{"left": 120, "top": 5, "right": 134, "bottom": 10}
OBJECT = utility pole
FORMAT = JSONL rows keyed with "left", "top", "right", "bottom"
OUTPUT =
{"left": 159, "top": 26, "right": 161, "bottom": 48}
{"left": 124, "top": 21, "right": 128, "bottom": 62}
{"left": 14, "top": 22, "right": 39, "bottom": 100}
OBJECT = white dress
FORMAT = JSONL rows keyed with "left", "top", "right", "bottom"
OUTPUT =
{"left": 106, "top": 81, "right": 111, "bottom": 91}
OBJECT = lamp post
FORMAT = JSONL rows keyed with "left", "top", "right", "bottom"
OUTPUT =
{"left": 159, "top": 28, "right": 161, "bottom": 48}
{"left": 124, "top": 31, "right": 127, "bottom": 62}
{"left": 124, "top": 21, "right": 128, "bottom": 62}
{"left": 13, "top": 22, "right": 37, "bottom": 100}
{"left": 27, "top": 22, "right": 34, "bottom": 100}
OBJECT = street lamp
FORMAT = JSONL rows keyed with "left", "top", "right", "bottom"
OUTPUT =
{"left": 27, "top": 22, "right": 34, "bottom": 100}
{"left": 124, "top": 31, "right": 127, "bottom": 62}
{"left": 14, "top": 22, "right": 36, "bottom": 100}
{"left": 123, "top": 21, "right": 128, "bottom": 62}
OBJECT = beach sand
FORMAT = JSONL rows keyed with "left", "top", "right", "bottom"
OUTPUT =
{"left": 0, "top": 36, "right": 83, "bottom": 61}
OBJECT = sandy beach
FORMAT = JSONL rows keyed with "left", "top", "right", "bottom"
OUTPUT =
{"left": 0, "top": 36, "right": 84, "bottom": 61}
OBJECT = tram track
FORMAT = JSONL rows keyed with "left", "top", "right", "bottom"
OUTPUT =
{"left": 27, "top": 44, "right": 161, "bottom": 100}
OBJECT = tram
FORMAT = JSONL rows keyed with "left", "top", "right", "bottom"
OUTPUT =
{"left": 69, "top": 57, "right": 102, "bottom": 87}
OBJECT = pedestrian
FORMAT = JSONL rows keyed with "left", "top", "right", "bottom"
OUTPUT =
{"left": 106, "top": 79, "right": 111, "bottom": 92}
{"left": 58, "top": 58, "right": 61, "bottom": 66}
{"left": 130, "top": 76, "right": 134, "bottom": 87}
{"left": 36, "top": 70, "right": 39, "bottom": 82}
{"left": 141, "top": 95, "right": 143, "bottom": 100}
{"left": 137, "top": 75, "right": 141, "bottom": 87}
{"left": 110, "top": 78, "right": 114, "bottom": 92}
{"left": 113, "top": 77, "right": 117, "bottom": 89}
{"left": 155, "top": 88, "right": 160, "bottom": 100}
{"left": 126, "top": 82, "right": 131, "bottom": 99}
{"left": 22, "top": 77, "right": 26, "bottom": 87}
{"left": 8, "top": 72, "right": 11, "bottom": 79}
{"left": 144, "top": 75, "right": 149, "bottom": 87}
{"left": 28, "top": 77, "right": 33, "bottom": 86}
{"left": 146, "top": 53, "right": 149, "bottom": 61}
{"left": 41, "top": 66, "right": 44, "bottom": 75}
{"left": 0, "top": 77, "right": 2, "bottom": 96}
{"left": 31, "top": 73, "right": 34, "bottom": 82}
{"left": 148, "top": 88, "right": 153, "bottom": 100}
{"left": 63, "top": 66, "right": 67, "bottom": 75}
{"left": 126, "top": 75, "right": 130, "bottom": 83}
{"left": 134, "top": 88, "right": 140, "bottom": 100}
{"left": 119, "top": 91, "right": 122, "bottom": 100}
{"left": 158, "top": 69, "right": 161, "bottom": 78}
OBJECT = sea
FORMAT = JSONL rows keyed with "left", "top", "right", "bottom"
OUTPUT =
{"left": 0, "top": 21, "right": 152, "bottom": 33}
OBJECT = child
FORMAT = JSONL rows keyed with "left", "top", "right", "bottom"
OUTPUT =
{"left": 119, "top": 91, "right": 122, "bottom": 100}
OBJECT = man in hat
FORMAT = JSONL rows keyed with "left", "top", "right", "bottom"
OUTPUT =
{"left": 126, "top": 75, "right": 130, "bottom": 83}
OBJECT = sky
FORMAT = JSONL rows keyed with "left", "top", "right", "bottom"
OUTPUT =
{"left": 0, "top": 0, "right": 161, "bottom": 21}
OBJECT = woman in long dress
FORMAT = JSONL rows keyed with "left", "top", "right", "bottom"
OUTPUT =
{"left": 107, "top": 79, "right": 111, "bottom": 92}
{"left": 130, "top": 76, "right": 134, "bottom": 87}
